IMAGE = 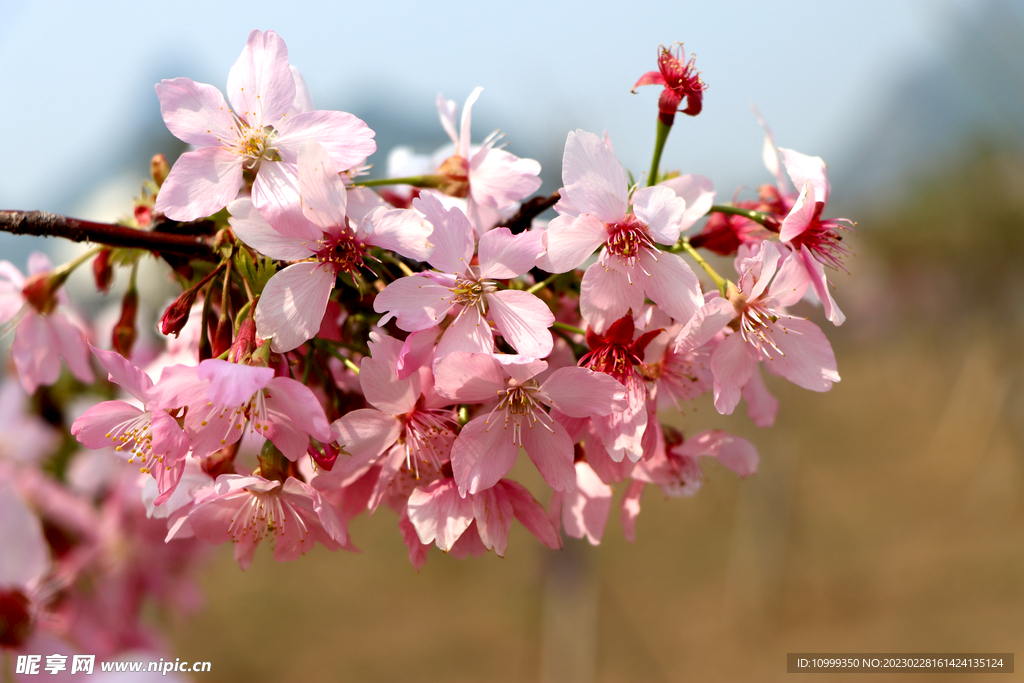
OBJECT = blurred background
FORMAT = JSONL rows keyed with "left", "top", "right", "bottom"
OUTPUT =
{"left": 2, "top": 0, "right": 1024, "bottom": 680}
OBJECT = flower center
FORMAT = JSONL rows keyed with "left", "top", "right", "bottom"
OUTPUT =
{"left": 605, "top": 216, "right": 657, "bottom": 268}
{"left": 448, "top": 270, "right": 496, "bottom": 313}
{"left": 235, "top": 121, "right": 280, "bottom": 170}
{"left": 487, "top": 380, "right": 554, "bottom": 446}
{"left": 315, "top": 231, "right": 366, "bottom": 276}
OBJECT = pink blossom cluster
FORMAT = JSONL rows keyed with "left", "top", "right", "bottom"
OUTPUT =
{"left": 0, "top": 32, "right": 855, "bottom": 653}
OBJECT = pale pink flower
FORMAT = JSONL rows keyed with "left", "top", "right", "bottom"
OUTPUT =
{"left": 71, "top": 346, "right": 190, "bottom": 506}
{"left": 675, "top": 241, "right": 840, "bottom": 416}
{"left": 543, "top": 130, "right": 703, "bottom": 332}
{"left": 166, "top": 474, "right": 347, "bottom": 570}
{"left": 433, "top": 88, "right": 542, "bottom": 228}
{"left": 374, "top": 192, "right": 554, "bottom": 358}
{"left": 0, "top": 480, "right": 50, "bottom": 649}
{"left": 434, "top": 352, "right": 627, "bottom": 495}
{"left": 230, "top": 141, "right": 432, "bottom": 352}
{"left": 154, "top": 30, "right": 375, "bottom": 221}
{"left": 407, "top": 477, "right": 559, "bottom": 555}
{"left": 154, "top": 359, "right": 332, "bottom": 461}
{"left": 0, "top": 253, "right": 94, "bottom": 393}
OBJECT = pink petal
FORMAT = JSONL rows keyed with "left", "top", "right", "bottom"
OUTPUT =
{"left": 469, "top": 148, "right": 542, "bottom": 209}
{"left": 620, "top": 479, "right": 644, "bottom": 543}
{"left": 12, "top": 313, "right": 60, "bottom": 393}
{"left": 364, "top": 207, "right": 433, "bottom": 262}
{"left": 779, "top": 148, "right": 830, "bottom": 206}
{"left": 250, "top": 161, "right": 319, "bottom": 239}
{"left": 88, "top": 345, "right": 150, "bottom": 403}
{"left": 521, "top": 418, "right": 576, "bottom": 492}
{"left": 360, "top": 333, "right": 420, "bottom": 415}
{"left": 676, "top": 430, "right": 759, "bottom": 477}
{"left": 197, "top": 359, "right": 273, "bottom": 407}
{"left": 458, "top": 87, "right": 483, "bottom": 157}
{"left": 275, "top": 110, "right": 376, "bottom": 170}
{"left": 227, "top": 198, "right": 316, "bottom": 260}
{"left": 543, "top": 213, "right": 608, "bottom": 273}
{"left": 486, "top": 289, "right": 554, "bottom": 358}
{"left": 799, "top": 245, "right": 845, "bottom": 325}
{"left": 413, "top": 193, "right": 474, "bottom": 274}
{"left": 407, "top": 478, "right": 475, "bottom": 551}
{"left": 659, "top": 174, "right": 716, "bottom": 232}
{"left": 434, "top": 306, "right": 494, "bottom": 359}
{"left": 762, "top": 316, "right": 840, "bottom": 392}
{"left": 226, "top": 30, "right": 295, "bottom": 124}
{"left": 69, "top": 401, "right": 143, "bottom": 450}
{"left": 330, "top": 409, "right": 403, "bottom": 483}
{"left": 540, "top": 366, "right": 626, "bottom": 418}
{"left": 399, "top": 508, "right": 430, "bottom": 570}
{"left": 561, "top": 130, "right": 628, "bottom": 223}
{"left": 154, "top": 146, "right": 244, "bottom": 221}
{"left": 710, "top": 332, "right": 757, "bottom": 415}
{"left": 672, "top": 297, "right": 736, "bottom": 354}
{"left": 766, "top": 245, "right": 812, "bottom": 308}
{"left": 561, "top": 461, "right": 612, "bottom": 545}
{"left": 477, "top": 228, "right": 542, "bottom": 279}
{"left": 632, "top": 185, "right": 686, "bottom": 245}
{"left": 396, "top": 326, "right": 441, "bottom": 380}
{"left": 255, "top": 262, "right": 334, "bottom": 352}
{"left": 0, "top": 482, "right": 49, "bottom": 586}
{"left": 498, "top": 479, "right": 561, "bottom": 549}
{"left": 632, "top": 70, "right": 666, "bottom": 89}
{"left": 579, "top": 261, "right": 644, "bottom": 334}
{"left": 451, "top": 415, "right": 520, "bottom": 496}
{"left": 50, "top": 315, "right": 93, "bottom": 384}
{"left": 778, "top": 180, "right": 817, "bottom": 243}
{"left": 437, "top": 94, "right": 459, "bottom": 147}
{"left": 373, "top": 274, "right": 455, "bottom": 331}
{"left": 639, "top": 250, "right": 702, "bottom": 325}
{"left": 155, "top": 77, "right": 237, "bottom": 146}
{"left": 432, "top": 352, "right": 506, "bottom": 403}
{"left": 590, "top": 373, "right": 648, "bottom": 462}
{"left": 493, "top": 354, "right": 547, "bottom": 385}
{"left": 265, "top": 376, "right": 333, "bottom": 443}
{"left": 297, "top": 140, "right": 348, "bottom": 229}
{"left": 472, "top": 486, "right": 514, "bottom": 556}
{"left": 741, "top": 367, "right": 778, "bottom": 428}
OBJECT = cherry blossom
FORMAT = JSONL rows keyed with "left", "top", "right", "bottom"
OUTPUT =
{"left": 154, "top": 30, "right": 375, "bottom": 222}
{"left": 632, "top": 43, "right": 708, "bottom": 123}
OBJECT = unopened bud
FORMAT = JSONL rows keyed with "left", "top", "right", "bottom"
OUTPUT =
{"left": 211, "top": 314, "right": 233, "bottom": 358}
{"left": 228, "top": 317, "right": 257, "bottom": 363}
{"left": 112, "top": 287, "right": 139, "bottom": 357}
{"left": 92, "top": 249, "right": 114, "bottom": 293}
{"left": 435, "top": 155, "right": 470, "bottom": 198}
{"left": 134, "top": 204, "right": 153, "bottom": 227}
{"left": 160, "top": 287, "right": 200, "bottom": 337}
{"left": 0, "top": 589, "right": 32, "bottom": 648}
{"left": 307, "top": 439, "right": 339, "bottom": 472}
{"left": 21, "top": 273, "right": 58, "bottom": 315}
{"left": 151, "top": 153, "right": 170, "bottom": 187}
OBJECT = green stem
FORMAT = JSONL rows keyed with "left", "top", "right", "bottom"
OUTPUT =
{"left": 526, "top": 272, "right": 560, "bottom": 294}
{"left": 50, "top": 245, "right": 104, "bottom": 287}
{"left": 552, "top": 320, "right": 586, "bottom": 336}
{"left": 707, "top": 204, "right": 773, "bottom": 227}
{"left": 646, "top": 119, "right": 673, "bottom": 187}
{"left": 379, "top": 252, "right": 414, "bottom": 277}
{"left": 341, "top": 356, "right": 361, "bottom": 375}
{"left": 354, "top": 175, "right": 447, "bottom": 189}
{"left": 677, "top": 238, "right": 728, "bottom": 296}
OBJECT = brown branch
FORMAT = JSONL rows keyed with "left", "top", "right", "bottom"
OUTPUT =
{"left": 497, "top": 191, "right": 560, "bottom": 234}
{"left": 0, "top": 210, "right": 215, "bottom": 259}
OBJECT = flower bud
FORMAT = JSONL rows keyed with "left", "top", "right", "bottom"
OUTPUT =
{"left": 21, "top": 273, "right": 58, "bottom": 315}
{"left": 160, "top": 287, "right": 200, "bottom": 337}
{"left": 0, "top": 589, "right": 33, "bottom": 648}
{"left": 112, "top": 286, "right": 139, "bottom": 357}
{"left": 151, "top": 153, "right": 170, "bottom": 188}
{"left": 228, "top": 317, "right": 257, "bottom": 363}
{"left": 92, "top": 249, "right": 114, "bottom": 293}
{"left": 211, "top": 314, "right": 233, "bottom": 358}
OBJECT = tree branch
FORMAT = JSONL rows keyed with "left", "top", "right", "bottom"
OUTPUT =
{"left": 0, "top": 210, "right": 216, "bottom": 259}
{"left": 497, "top": 192, "right": 560, "bottom": 234}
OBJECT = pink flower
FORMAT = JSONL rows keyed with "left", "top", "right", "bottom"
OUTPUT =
{"left": 155, "top": 359, "right": 332, "bottom": 461}
{"left": 543, "top": 130, "right": 703, "bottom": 332}
{"left": 632, "top": 43, "right": 707, "bottom": 124}
{"left": 374, "top": 192, "right": 554, "bottom": 358}
{"left": 71, "top": 346, "right": 190, "bottom": 505}
{"left": 777, "top": 148, "right": 852, "bottom": 325}
{"left": 548, "top": 461, "right": 613, "bottom": 545}
{"left": 434, "top": 352, "right": 627, "bottom": 495}
{"left": 0, "top": 253, "right": 94, "bottom": 393}
{"left": 676, "top": 241, "right": 840, "bottom": 415}
{"left": 154, "top": 30, "right": 375, "bottom": 221}
{"left": 406, "top": 477, "right": 559, "bottom": 556}
{"left": 166, "top": 475, "right": 347, "bottom": 570}
{"left": 230, "top": 141, "right": 432, "bottom": 352}
{"left": 433, "top": 88, "right": 542, "bottom": 224}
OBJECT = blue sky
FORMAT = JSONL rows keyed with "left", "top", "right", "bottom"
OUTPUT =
{"left": 0, "top": 0, "right": 948, "bottom": 224}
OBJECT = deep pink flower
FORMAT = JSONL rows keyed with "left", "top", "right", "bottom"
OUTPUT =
{"left": 632, "top": 43, "right": 707, "bottom": 124}
{"left": 154, "top": 30, "right": 375, "bottom": 221}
